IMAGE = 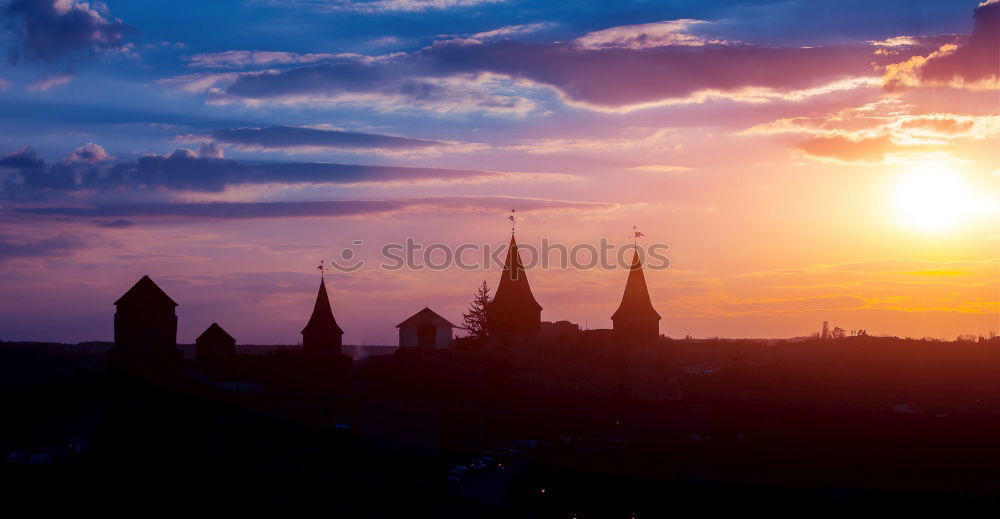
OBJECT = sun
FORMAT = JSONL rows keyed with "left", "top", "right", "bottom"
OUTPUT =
{"left": 890, "top": 165, "right": 974, "bottom": 233}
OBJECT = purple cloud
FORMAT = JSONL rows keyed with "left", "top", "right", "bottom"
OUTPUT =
{"left": 919, "top": 0, "right": 999, "bottom": 85}
{"left": 205, "top": 36, "right": 906, "bottom": 112}
{"left": 62, "top": 142, "right": 110, "bottom": 164}
{"left": 0, "top": 146, "right": 45, "bottom": 170}
{"left": 4, "top": 0, "right": 131, "bottom": 63}
{"left": 0, "top": 144, "right": 506, "bottom": 198}
{"left": 883, "top": 1, "right": 999, "bottom": 89}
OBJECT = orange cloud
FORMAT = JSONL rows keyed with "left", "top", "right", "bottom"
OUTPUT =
{"left": 745, "top": 99, "right": 999, "bottom": 162}
{"left": 797, "top": 134, "right": 896, "bottom": 162}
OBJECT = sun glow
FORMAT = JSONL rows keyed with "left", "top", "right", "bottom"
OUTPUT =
{"left": 891, "top": 165, "right": 975, "bottom": 232}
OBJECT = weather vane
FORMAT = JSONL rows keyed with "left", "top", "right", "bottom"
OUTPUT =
{"left": 317, "top": 259, "right": 324, "bottom": 279}
{"left": 632, "top": 225, "right": 645, "bottom": 247}
{"left": 508, "top": 208, "right": 516, "bottom": 235}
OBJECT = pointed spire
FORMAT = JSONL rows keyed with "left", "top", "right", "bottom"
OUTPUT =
{"left": 497, "top": 234, "right": 540, "bottom": 308}
{"left": 302, "top": 278, "right": 343, "bottom": 336}
{"left": 612, "top": 249, "right": 660, "bottom": 339}
{"left": 487, "top": 233, "right": 542, "bottom": 334}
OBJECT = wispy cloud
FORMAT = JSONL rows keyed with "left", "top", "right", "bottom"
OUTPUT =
{"left": 19, "top": 196, "right": 616, "bottom": 221}
{"left": 26, "top": 74, "right": 72, "bottom": 92}
{"left": 171, "top": 66, "right": 540, "bottom": 115}
{"left": 744, "top": 100, "right": 1000, "bottom": 163}
{"left": 186, "top": 50, "right": 392, "bottom": 69}
{"left": 0, "top": 231, "right": 86, "bottom": 260}
{"left": 573, "top": 19, "right": 725, "bottom": 50}
{"left": 182, "top": 125, "right": 462, "bottom": 154}
{"left": 435, "top": 22, "right": 555, "bottom": 45}
{"left": 183, "top": 39, "right": 882, "bottom": 114}
{"left": 627, "top": 165, "right": 692, "bottom": 174}
{"left": 261, "top": 0, "right": 504, "bottom": 13}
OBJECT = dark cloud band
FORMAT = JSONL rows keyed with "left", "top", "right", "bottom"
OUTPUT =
{"left": 0, "top": 146, "right": 495, "bottom": 199}
{"left": 19, "top": 196, "right": 615, "bottom": 221}
{"left": 205, "top": 126, "right": 445, "bottom": 151}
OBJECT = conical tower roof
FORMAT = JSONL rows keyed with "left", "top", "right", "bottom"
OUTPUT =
{"left": 611, "top": 249, "right": 660, "bottom": 322}
{"left": 486, "top": 234, "right": 542, "bottom": 334}
{"left": 302, "top": 278, "right": 343, "bottom": 335}
{"left": 493, "top": 234, "right": 542, "bottom": 312}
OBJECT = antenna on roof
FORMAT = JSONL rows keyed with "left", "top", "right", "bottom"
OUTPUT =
{"left": 508, "top": 208, "right": 516, "bottom": 235}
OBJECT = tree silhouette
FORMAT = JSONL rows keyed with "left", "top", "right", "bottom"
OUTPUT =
{"left": 461, "top": 280, "right": 492, "bottom": 339}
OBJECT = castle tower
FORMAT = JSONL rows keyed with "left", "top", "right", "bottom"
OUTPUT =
{"left": 301, "top": 278, "right": 343, "bottom": 356}
{"left": 487, "top": 234, "right": 542, "bottom": 334}
{"left": 611, "top": 249, "right": 661, "bottom": 342}
{"left": 113, "top": 275, "right": 179, "bottom": 355}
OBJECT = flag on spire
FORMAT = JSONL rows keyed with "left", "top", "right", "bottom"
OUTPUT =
{"left": 632, "top": 226, "right": 645, "bottom": 245}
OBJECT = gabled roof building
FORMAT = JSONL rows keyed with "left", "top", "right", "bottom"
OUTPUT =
{"left": 397, "top": 307, "right": 455, "bottom": 350}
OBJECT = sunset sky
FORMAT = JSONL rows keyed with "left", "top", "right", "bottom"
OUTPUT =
{"left": 0, "top": 0, "right": 997, "bottom": 344}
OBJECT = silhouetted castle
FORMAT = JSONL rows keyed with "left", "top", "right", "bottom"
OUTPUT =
{"left": 612, "top": 249, "right": 661, "bottom": 342}
{"left": 302, "top": 277, "right": 344, "bottom": 356}
{"left": 113, "top": 275, "right": 180, "bottom": 358}
{"left": 107, "top": 223, "right": 664, "bottom": 375}
{"left": 486, "top": 234, "right": 542, "bottom": 335}
{"left": 196, "top": 322, "right": 236, "bottom": 362}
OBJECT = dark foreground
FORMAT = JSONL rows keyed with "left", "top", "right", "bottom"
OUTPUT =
{"left": 2, "top": 336, "right": 999, "bottom": 515}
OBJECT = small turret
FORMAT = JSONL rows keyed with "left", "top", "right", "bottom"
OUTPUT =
{"left": 611, "top": 250, "right": 661, "bottom": 342}
{"left": 301, "top": 278, "right": 344, "bottom": 356}
{"left": 487, "top": 234, "right": 542, "bottom": 334}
